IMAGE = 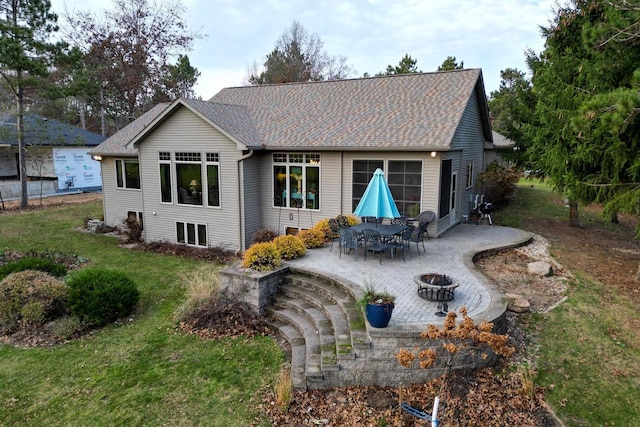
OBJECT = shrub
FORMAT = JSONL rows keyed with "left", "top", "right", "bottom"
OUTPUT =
{"left": 0, "top": 257, "right": 67, "bottom": 281}
{"left": 252, "top": 228, "right": 277, "bottom": 244}
{"left": 298, "top": 228, "right": 325, "bottom": 249}
{"left": 242, "top": 242, "right": 282, "bottom": 271}
{"left": 313, "top": 218, "right": 332, "bottom": 241}
{"left": 122, "top": 217, "right": 143, "bottom": 243}
{"left": 66, "top": 268, "right": 140, "bottom": 326}
{"left": 478, "top": 164, "right": 522, "bottom": 207}
{"left": 45, "top": 315, "right": 82, "bottom": 340}
{"left": 0, "top": 270, "right": 69, "bottom": 332}
{"left": 272, "top": 235, "right": 307, "bottom": 260}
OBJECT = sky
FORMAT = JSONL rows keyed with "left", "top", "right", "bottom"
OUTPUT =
{"left": 50, "top": 0, "right": 556, "bottom": 100}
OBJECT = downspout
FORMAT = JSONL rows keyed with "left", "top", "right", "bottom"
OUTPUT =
{"left": 237, "top": 149, "right": 254, "bottom": 252}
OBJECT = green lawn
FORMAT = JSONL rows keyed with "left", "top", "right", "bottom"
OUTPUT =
{"left": 497, "top": 180, "right": 640, "bottom": 426}
{"left": 0, "top": 202, "right": 283, "bottom": 426}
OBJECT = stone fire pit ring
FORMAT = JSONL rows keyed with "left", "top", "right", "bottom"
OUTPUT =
{"left": 415, "top": 273, "right": 459, "bottom": 302}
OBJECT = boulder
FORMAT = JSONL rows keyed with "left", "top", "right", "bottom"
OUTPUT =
{"left": 505, "top": 293, "right": 530, "bottom": 313}
{"left": 528, "top": 260, "right": 553, "bottom": 277}
{"left": 87, "top": 219, "right": 105, "bottom": 233}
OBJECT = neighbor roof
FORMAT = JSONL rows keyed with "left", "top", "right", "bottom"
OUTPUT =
{"left": 91, "top": 69, "right": 492, "bottom": 156}
{"left": 0, "top": 113, "right": 106, "bottom": 147}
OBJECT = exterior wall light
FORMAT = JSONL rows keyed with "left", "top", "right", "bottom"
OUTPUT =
{"left": 91, "top": 155, "right": 102, "bottom": 161}
{"left": 430, "top": 151, "right": 437, "bottom": 158}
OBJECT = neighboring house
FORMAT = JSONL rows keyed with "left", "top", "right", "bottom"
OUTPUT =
{"left": 0, "top": 113, "right": 105, "bottom": 198}
{"left": 90, "top": 69, "right": 493, "bottom": 251}
{"left": 484, "top": 130, "right": 516, "bottom": 166}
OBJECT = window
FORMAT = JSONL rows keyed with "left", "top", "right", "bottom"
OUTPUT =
{"left": 388, "top": 160, "right": 422, "bottom": 218}
{"left": 175, "top": 152, "right": 203, "bottom": 206}
{"left": 206, "top": 153, "right": 220, "bottom": 207}
{"left": 127, "top": 211, "right": 144, "bottom": 229}
{"left": 273, "top": 153, "right": 320, "bottom": 209}
{"left": 176, "top": 221, "right": 207, "bottom": 246}
{"left": 116, "top": 159, "right": 140, "bottom": 189}
{"left": 352, "top": 160, "right": 384, "bottom": 212}
{"left": 159, "top": 152, "right": 171, "bottom": 203}
{"left": 466, "top": 161, "right": 474, "bottom": 188}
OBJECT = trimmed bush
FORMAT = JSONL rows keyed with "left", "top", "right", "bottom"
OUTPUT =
{"left": 272, "top": 235, "right": 307, "bottom": 260}
{"left": 0, "top": 270, "right": 69, "bottom": 332}
{"left": 122, "top": 217, "right": 143, "bottom": 243}
{"left": 298, "top": 228, "right": 325, "bottom": 249}
{"left": 0, "top": 257, "right": 67, "bottom": 281}
{"left": 66, "top": 268, "right": 140, "bottom": 326}
{"left": 242, "top": 242, "right": 282, "bottom": 271}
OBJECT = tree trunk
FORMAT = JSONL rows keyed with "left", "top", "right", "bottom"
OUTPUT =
{"left": 568, "top": 200, "right": 580, "bottom": 227}
{"left": 17, "top": 76, "right": 28, "bottom": 208}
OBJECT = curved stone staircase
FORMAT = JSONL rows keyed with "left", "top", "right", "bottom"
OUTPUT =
{"left": 221, "top": 264, "right": 507, "bottom": 391}
{"left": 265, "top": 269, "right": 370, "bottom": 390}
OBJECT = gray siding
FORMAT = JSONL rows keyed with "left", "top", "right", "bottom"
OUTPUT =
{"left": 101, "top": 157, "right": 143, "bottom": 228}
{"left": 436, "top": 91, "right": 487, "bottom": 235}
{"left": 260, "top": 152, "right": 342, "bottom": 235}
{"left": 137, "top": 107, "right": 244, "bottom": 251}
{"left": 242, "top": 154, "right": 263, "bottom": 249}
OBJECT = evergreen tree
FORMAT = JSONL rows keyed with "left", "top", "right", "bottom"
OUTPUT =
{"left": 0, "top": 0, "right": 67, "bottom": 207}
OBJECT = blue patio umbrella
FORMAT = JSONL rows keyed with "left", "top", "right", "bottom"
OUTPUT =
{"left": 353, "top": 168, "right": 401, "bottom": 221}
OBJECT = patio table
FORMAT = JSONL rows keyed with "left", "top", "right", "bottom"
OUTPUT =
{"left": 349, "top": 223, "right": 409, "bottom": 260}
{"left": 349, "top": 222, "right": 408, "bottom": 237}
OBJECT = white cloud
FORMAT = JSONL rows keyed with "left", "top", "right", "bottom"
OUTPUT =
{"left": 51, "top": 0, "right": 556, "bottom": 97}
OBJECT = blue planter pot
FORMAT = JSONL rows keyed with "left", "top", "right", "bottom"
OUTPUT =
{"left": 365, "top": 303, "right": 394, "bottom": 328}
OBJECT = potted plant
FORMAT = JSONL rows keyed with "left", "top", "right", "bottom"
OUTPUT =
{"left": 358, "top": 284, "right": 396, "bottom": 328}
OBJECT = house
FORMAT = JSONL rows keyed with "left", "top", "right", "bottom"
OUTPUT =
{"left": 484, "top": 130, "right": 516, "bottom": 166}
{"left": 89, "top": 69, "right": 493, "bottom": 251}
{"left": 0, "top": 113, "right": 105, "bottom": 198}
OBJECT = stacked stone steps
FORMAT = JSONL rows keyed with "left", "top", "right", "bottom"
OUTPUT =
{"left": 266, "top": 270, "right": 369, "bottom": 389}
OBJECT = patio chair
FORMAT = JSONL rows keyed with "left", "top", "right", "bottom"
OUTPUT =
{"left": 362, "top": 228, "right": 391, "bottom": 264}
{"left": 339, "top": 228, "right": 363, "bottom": 261}
{"left": 387, "top": 227, "right": 411, "bottom": 261}
{"left": 328, "top": 218, "right": 341, "bottom": 252}
{"left": 413, "top": 210, "right": 435, "bottom": 239}
{"left": 390, "top": 216, "right": 408, "bottom": 225}
{"left": 336, "top": 214, "right": 351, "bottom": 229}
{"left": 403, "top": 221, "right": 429, "bottom": 255}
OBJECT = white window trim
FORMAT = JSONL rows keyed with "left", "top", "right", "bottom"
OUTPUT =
{"left": 272, "top": 153, "right": 321, "bottom": 210}
{"left": 176, "top": 221, "right": 207, "bottom": 247}
{"left": 115, "top": 159, "right": 141, "bottom": 190}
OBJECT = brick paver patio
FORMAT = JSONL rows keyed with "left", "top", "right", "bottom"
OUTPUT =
{"left": 288, "top": 224, "right": 532, "bottom": 327}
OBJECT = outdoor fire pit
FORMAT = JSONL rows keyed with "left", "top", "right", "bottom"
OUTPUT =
{"left": 415, "top": 273, "right": 459, "bottom": 302}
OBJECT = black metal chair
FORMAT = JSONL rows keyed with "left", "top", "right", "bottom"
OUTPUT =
{"left": 403, "top": 221, "right": 429, "bottom": 255}
{"left": 339, "top": 228, "right": 363, "bottom": 260}
{"left": 362, "top": 229, "right": 391, "bottom": 264}
{"left": 327, "top": 218, "right": 341, "bottom": 252}
{"left": 413, "top": 210, "right": 435, "bottom": 239}
{"left": 336, "top": 215, "right": 350, "bottom": 229}
{"left": 387, "top": 227, "right": 411, "bottom": 261}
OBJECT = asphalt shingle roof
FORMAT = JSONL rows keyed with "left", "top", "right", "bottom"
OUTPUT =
{"left": 91, "top": 69, "right": 491, "bottom": 155}
{"left": 0, "top": 113, "right": 106, "bottom": 147}
{"left": 89, "top": 103, "right": 169, "bottom": 156}
{"left": 210, "top": 68, "right": 488, "bottom": 150}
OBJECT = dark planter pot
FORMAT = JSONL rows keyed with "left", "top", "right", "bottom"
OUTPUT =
{"left": 365, "top": 303, "right": 394, "bottom": 328}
